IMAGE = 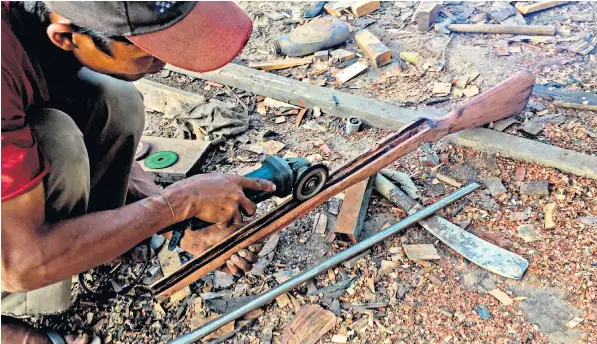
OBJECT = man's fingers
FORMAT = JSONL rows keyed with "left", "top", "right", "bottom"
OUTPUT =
{"left": 248, "top": 243, "right": 264, "bottom": 254}
{"left": 238, "top": 249, "right": 257, "bottom": 263}
{"left": 232, "top": 209, "right": 243, "bottom": 226}
{"left": 230, "top": 254, "right": 252, "bottom": 272}
{"left": 225, "top": 260, "right": 241, "bottom": 276}
{"left": 239, "top": 177, "right": 276, "bottom": 193}
{"left": 238, "top": 196, "right": 257, "bottom": 217}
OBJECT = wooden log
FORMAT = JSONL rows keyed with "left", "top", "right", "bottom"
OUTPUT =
{"left": 354, "top": 29, "right": 392, "bottom": 68}
{"left": 280, "top": 305, "right": 336, "bottom": 344}
{"left": 350, "top": 0, "right": 380, "bottom": 18}
{"left": 334, "top": 176, "right": 375, "bottom": 243}
{"left": 248, "top": 57, "right": 312, "bottom": 71}
{"left": 150, "top": 71, "right": 535, "bottom": 297}
{"left": 446, "top": 24, "right": 556, "bottom": 36}
{"left": 514, "top": 1, "right": 570, "bottom": 15}
{"left": 374, "top": 174, "right": 528, "bottom": 279}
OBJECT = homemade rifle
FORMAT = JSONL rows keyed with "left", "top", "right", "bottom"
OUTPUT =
{"left": 151, "top": 70, "right": 535, "bottom": 298}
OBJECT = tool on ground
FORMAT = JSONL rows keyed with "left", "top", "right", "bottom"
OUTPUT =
{"left": 346, "top": 116, "right": 361, "bottom": 135}
{"left": 150, "top": 70, "right": 535, "bottom": 298}
{"left": 274, "top": 16, "right": 350, "bottom": 57}
{"left": 159, "top": 156, "right": 329, "bottom": 249}
{"left": 375, "top": 174, "right": 529, "bottom": 279}
{"left": 144, "top": 150, "right": 179, "bottom": 169}
{"left": 135, "top": 141, "right": 151, "bottom": 161}
{"left": 167, "top": 183, "right": 480, "bottom": 344}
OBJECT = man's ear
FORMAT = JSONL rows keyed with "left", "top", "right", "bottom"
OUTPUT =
{"left": 47, "top": 23, "right": 77, "bottom": 51}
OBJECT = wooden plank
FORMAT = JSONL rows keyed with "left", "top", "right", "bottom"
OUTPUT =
{"left": 334, "top": 176, "right": 375, "bottom": 243}
{"left": 158, "top": 239, "right": 191, "bottom": 302}
{"left": 533, "top": 84, "right": 597, "bottom": 105}
{"left": 403, "top": 244, "right": 441, "bottom": 260}
{"left": 446, "top": 24, "right": 556, "bottom": 35}
{"left": 354, "top": 29, "right": 392, "bottom": 68}
{"left": 514, "top": 1, "right": 570, "bottom": 15}
{"left": 415, "top": 2, "right": 441, "bottom": 31}
{"left": 350, "top": 0, "right": 380, "bottom": 17}
{"left": 248, "top": 57, "right": 312, "bottom": 71}
{"left": 134, "top": 79, "right": 204, "bottom": 116}
{"left": 139, "top": 136, "right": 220, "bottom": 183}
{"left": 449, "top": 128, "right": 597, "bottom": 180}
{"left": 164, "top": 64, "right": 597, "bottom": 180}
{"left": 335, "top": 61, "right": 369, "bottom": 84}
{"left": 279, "top": 305, "right": 337, "bottom": 344}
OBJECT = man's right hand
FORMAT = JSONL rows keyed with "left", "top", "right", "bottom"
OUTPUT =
{"left": 163, "top": 173, "right": 276, "bottom": 229}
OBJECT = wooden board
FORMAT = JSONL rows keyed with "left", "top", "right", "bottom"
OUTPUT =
{"left": 279, "top": 305, "right": 336, "bottom": 344}
{"left": 354, "top": 29, "right": 392, "bottom": 68}
{"left": 334, "top": 177, "right": 375, "bottom": 243}
{"left": 158, "top": 239, "right": 191, "bottom": 302}
{"left": 163, "top": 64, "right": 597, "bottom": 180}
{"left": 139, "top": 136, "right": 221, "bottom": 183}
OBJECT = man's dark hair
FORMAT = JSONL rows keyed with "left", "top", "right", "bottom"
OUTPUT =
{"left": 22, "top": 1, "right": 131, "bottom": 56}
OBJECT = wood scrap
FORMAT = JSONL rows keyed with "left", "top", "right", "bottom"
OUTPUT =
{"left": 446, "top": 24, "right": 556, "bottom": 36}
{"left": 335, "top": 61, "right": 369, "bottom": 84}
{"left": 436, "top": 173, "right": 462, "bottom": 188}
{"left": 296, "top": 108, "right": 308, "bottom": 127}
{"left": 488, "top": 289, "right": 514, "bottom": 306}
{"left": 514, "top": 1, "right": 570, "bottom": 15}
{"left": 334, "top": 176, "right": 375, "bottom": 243}
{"left": 248, "top": 58, "right": 313, "bottom": 71}
{"left": 330, "top": 49, "right": 356, "bottom": 62}
{"left": 403, "top": 244, "right": 440, "bottom": 260}
{"left": 415, "top": 2, "right": 441, "bottom": 32}
{"left": 544, "top": 203, "right": 557, "bottom": 229}
{"left": 157, "top": 240, "right": 191, "bottom": 302}
{"left": 354, "top": 29, "right": 392, "bottom": 68}
{"left": 350, "top": 1, "right": 380, "bottom": 17}
{"left": 279, "top": 305, "right": 336, "bottom": 344}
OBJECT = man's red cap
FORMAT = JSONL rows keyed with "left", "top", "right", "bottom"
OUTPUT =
{"left": 45, "top": 1, "right": 253, "bottom": 72}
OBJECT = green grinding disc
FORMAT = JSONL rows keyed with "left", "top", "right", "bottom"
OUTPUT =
{"left": 144, "top": 151, "right": 179, "bottom": 169}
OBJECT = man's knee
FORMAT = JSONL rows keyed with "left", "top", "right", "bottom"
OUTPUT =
{"left": 30, "top": 109, "right": 90, "bottom": 219}
{"left": 80, "top": 68, "right": 145, "bottom": 139}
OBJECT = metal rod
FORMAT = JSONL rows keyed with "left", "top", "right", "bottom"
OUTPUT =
{"left": 168, "top": 183, "right": 480, "bottom": 344}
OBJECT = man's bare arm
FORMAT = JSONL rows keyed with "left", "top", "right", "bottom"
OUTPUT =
{"left": 1, "top": 174, "right": 274, "bottom": 292}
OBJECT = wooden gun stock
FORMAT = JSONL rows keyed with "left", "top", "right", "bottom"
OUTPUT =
{"left": 152, "top": 71, "right": 535, "bottom": 298}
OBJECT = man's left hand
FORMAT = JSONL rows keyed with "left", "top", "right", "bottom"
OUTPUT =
{"left": 128, "top": 161, "right": 161, "bottom": 200}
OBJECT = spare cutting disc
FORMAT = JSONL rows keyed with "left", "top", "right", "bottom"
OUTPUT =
{"left": 144, "top": 151, "right": 179, "bottom": 169}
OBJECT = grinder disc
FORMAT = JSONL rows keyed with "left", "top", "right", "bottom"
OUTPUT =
{"left": 144, "top": 151, "right": 179, "bottom": 169}
{"left": 293, "top": 164, "right": 329, "bottom": 201}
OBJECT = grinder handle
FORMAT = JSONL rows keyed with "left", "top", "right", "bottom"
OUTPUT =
{"left": 159, "top": 157, "right": 294, "bottom": 233}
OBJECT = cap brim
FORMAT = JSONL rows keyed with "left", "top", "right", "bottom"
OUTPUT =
{"left": 128, "top": 2, "right": 252, "bottom": 73}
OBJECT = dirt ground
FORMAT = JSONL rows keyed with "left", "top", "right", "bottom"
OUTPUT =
{"left": 29, "top": 1, "right": 596, "bottom": 344}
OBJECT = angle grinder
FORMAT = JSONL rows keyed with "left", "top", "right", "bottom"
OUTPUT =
{"left": 162, "top": 156, "right": 329, "bottom": 249}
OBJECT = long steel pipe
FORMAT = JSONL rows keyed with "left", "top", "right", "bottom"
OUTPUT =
{"left": 168, "top": 183, "right": 480, "bottom": 344}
